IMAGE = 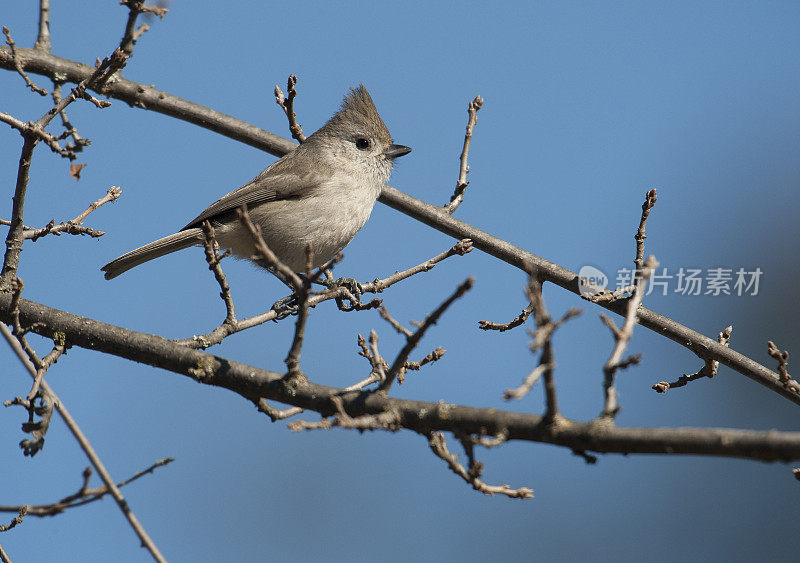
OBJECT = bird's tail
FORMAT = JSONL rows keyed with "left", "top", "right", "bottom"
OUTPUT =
{"left": 101, "top": 228, "right": 204, "bottom": 280}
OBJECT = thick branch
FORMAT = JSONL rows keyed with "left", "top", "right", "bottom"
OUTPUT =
{"left": 2, "top": 294, "right": 800, "bottom": 461}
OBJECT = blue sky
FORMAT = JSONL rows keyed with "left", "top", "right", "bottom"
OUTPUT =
{"left": 2, "top": 2, "right": 800, "bottom": 561}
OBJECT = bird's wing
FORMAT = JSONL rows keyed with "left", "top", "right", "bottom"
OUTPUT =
{"left": 182, "top": 159, "right": 327, "bottom": 230}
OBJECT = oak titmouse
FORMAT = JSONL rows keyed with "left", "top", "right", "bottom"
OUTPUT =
{"left": 101, "top": 85, "right": 411, "bottom": 279}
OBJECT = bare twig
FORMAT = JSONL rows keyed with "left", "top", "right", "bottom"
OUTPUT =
{"left": 0, "top": 111, "right": 76, "bottom": 159}
{"left": 428, "top": 432, "right": 532, "bottom": 498}
{"left": 274, "top": 75, "right": 306, "bottom": 143}
{"left": 404, "top": 346, "right": 446, "bottom": 372}
{"left": 653, "top": 326, "right": 733, "bottom": 393}
{"left": 501, "top": 272, "right": 580, "bottom": 417}
{"left": 26, "top": 335, "right": 67, "bottom": 401}
{"left": 598, "top": 189, "right": 659, "bottom": 417}
{"left": 600, "top": 256, "right": 657, "bottom": 420}
{"left": 201, "top": 221, "right": 236, "bottom": 326}
{"left": 528, "top": 277, "right": 564, "bottom": 417}
{"left": 467, "top": 431, "right": 509, "bottom": 448}
{"left": 255, "top": 399, "right": 303, "bottom": 422}
{"left": 444, "top": 96, "right": 483, "bottom": 214}
{"left": 0, "top": 458, "right": 173, "bottom": 517}
{"left": 284, "top": 245, "right": 314, "bottom": 379}
{"left": 479, "top": 301, "right": 535, "bottom": 332}
{"left": 0, "top": 186, "right": 122, "bottom": 241}
{"left": 378, "top": 306, "right": 412, "bottom": 337}
{"left": 768, "top": 341, "right": 800, "bottom": 394}
{"left": 288, "top": 396, "right": 401, "bottom": 432}
{"left": 344, "top": 331, "right": 388, "bottom": 391}
{"left": 635, "top": 189, "right": 658, "bottom": 273}
{"left": 50, "top": 82, "right": 90, "bottom": 155}
{"left": 361, "top": 239, "right": 473, "bottom": 293}
{"left": 504, "top": 362, "right": 553, "bottom": 401}
{"left": 3, "top": 26, "right": 47, "bottom": 95}
{"left": 8, "top": 278, "right": 44, "bottom": 372}
{"left": 119, "top": 0, "right": 168, "bottom": 55}
{"left": 0, "top": 506, "right": 27, "bottom": 532}
{"left": 379, "top": 277, "right": 474, "bottom": 392}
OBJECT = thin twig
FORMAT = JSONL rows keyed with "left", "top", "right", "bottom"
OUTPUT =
{"left": 378, "top": 306, "right": 412, "bottom": 337}
{"left": 288, "top": 396, "right": 401, "bottom": 432}
{"left": 653, "top": 326, "right": 732, "bottom": 393}
{"left": 404, "top": 346, "right": 446, "bottom": 372}
{"left": 504, "top": 362, "right": 552, "bottom": 401}
{"left": 119, "top": 1, "right": 168, "bottom": 55}
{"left": 201, "top": 221, "right": 236, "bottom": 326}
{"left": 599, "top": 189, "right": 659, "bottom": 418}
{"left": 527, "top": 277, "right": 561, "bottom": 418}
{"left": 600, "top": 256, "right": 657, "bottom": 420}
{"left": 768, "top": 341, "right": 800, "bottom": 394}
{"left": 0, "top": 506, "right": 27, "bottom": 532}
{"left": 0, "top": 458, "right": 173, "bottom": 517}
{"left": 444, "top": 95, "right": 483, "bottom": 214}
{"left": 0, "top": 186, "right": 122, "bottom": 241}
{"left": 8, "top": 278, "right": 45, "bottom": 372}
{"left": 26, "top": 336, "right": 67, "bottom": 401}
{"left": 255, "top": 398, "right": 303, "bottom": 422}
{"left": 2, "top": 27, "right": 47, "bottom": 96}
{"left": 501, "top": 271, "right": 580, "bottom": 416}
{"left": 0, "top": 111, "right": 76, "bottom": 159}
{"left": 274, "top": 75, "right": 306, "bottom": 143}
{"left": 361, "top": 239, "right": 473, "bottom": 293}
{"left": 479, "top": 301, "right": 535, "bottom": 332}
{"left": 50, "top": 82, "right": 90, "bottom": 156}
{"left": 344, "top": 331, "right": 388, "bottom": 391}
{"left": 635, "top": 189, "right": 658, "bottom": 273}
{"left": 428, "top": 432, "right": 532, "bottom": 499}
{"left": 284, "top": 245, "right": 314, "bottom": 379}
{"left": 379, "top": 277, "right": 474, "bottom": 392}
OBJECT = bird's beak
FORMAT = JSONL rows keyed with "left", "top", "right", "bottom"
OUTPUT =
{"left": 384, "top": 144, "right": 412, "bottom": 159}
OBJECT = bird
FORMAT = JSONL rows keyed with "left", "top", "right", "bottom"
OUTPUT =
{"left": 101, "top": 85, "right": 411, "bottom": 280}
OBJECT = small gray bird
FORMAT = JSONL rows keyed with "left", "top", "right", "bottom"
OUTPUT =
{"left": 101, "top": 85, "right": 411, "bottom": 279}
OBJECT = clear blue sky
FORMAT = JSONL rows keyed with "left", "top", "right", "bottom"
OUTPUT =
{"left": 2, "top": 1, "right": 799, "bottom": 561}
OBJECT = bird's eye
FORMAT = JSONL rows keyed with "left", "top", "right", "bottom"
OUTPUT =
{"left": 355, "top": 138, "right": 370, "bottom": 150}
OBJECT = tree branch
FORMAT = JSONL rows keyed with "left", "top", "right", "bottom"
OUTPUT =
{"left": 2, "top": 294, "right": 800, "bottom": 461}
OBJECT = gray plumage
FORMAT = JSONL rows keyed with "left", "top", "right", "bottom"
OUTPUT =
{"left": 102, "top": 85, "right": 411, "bottom": 280}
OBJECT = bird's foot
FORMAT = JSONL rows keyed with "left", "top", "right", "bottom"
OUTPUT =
{"left": 319, "top": 276, "right": 363, "bottom": 300}
{"left": 270, "top": 293, "right": 299, "bottom": 319}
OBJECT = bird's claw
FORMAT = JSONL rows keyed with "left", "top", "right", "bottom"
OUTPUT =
{"left": 321, "top": 276, "right": 363, "bottom": 300}
{"left": 271, "top": 294, "right": 299, "bottom": 319}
